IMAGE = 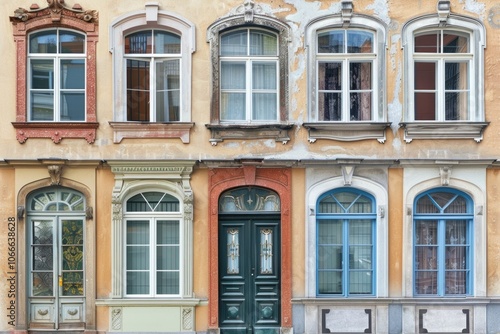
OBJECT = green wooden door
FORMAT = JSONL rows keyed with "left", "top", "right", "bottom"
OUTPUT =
{"left": 219, "top": 216, "right": 281, "bottom": 334}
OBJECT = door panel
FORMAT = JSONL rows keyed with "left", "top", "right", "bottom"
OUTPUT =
{"left": 219, "top": 217, "right": 280, "bottom": 334}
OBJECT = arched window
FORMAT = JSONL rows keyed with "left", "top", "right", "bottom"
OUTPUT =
{"left": 316, "top": 188, "right": 376, "bottom": 296}
{"left": 219, "top": 187, "right": 280, "bottom": 212}
{"left": 123, "top": 191, "right": 182, "bottom": 297}
{"left": 413, "top": 188, "right": 473, "bottom": 296}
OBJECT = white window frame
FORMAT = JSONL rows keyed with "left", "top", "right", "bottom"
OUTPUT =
{"left": 219, "top": 28, "right": 279, "bottom": 123}
{"left": 28, "top": 28, "right": 87, "bottom": 122}
{"left": 401, "top": 13, "right": 487, "bottom": 142}
{"left": 304, "top": 14, "right": 388, "bottom": 142}
{"left": 123, "top": 192, "right": 183, "bottom": 298}
{"left": 109, "top": 4, "right": 195, "bottom": 143}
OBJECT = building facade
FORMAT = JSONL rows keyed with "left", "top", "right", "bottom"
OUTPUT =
{"left": 1, "top": 0, "right": 500, "bottom": 333}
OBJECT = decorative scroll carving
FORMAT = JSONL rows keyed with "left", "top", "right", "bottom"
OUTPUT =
{"left": 48, "top": 165, "right": 63, "bottom": 185}
{"left": 10, "top": 0, "right": 98, "bottom": 24}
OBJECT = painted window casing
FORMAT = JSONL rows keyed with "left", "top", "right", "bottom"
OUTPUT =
{"left": 109, "top": 4, "right": 195, "bottom": 143}
{"left": 124, "top": 191, "right": 182, "bottom": 297}
{"left": 316, "top": 188, "right": 376, "bottom": 297}
{"left": 206, "top": 6, "right": 292, "bottom": 145}
{"left": 413, "top": 188, "right": 473, "bottom": 296}
{"left": 304, "top": 12, "right": 389, "bottom": 143}
{"left": 10, "top": 2, "right": 99, "bottom": 144}
{"left": 401, "top": 12, "right": 487, "bottom": 142}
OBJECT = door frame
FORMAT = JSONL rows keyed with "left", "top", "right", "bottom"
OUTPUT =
{"left": 16, "top": 178, "right": 95, "bottom": 332}
{"left": 208, "top": 166, "right": 292, "bottom": 331}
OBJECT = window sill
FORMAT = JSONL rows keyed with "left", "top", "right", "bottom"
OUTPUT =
{"left": 400, "top": 122, "right": 489, "bottom": 143}
{"left": 109, "top": 122, "right": 194, "bottom": 143}
{"left": 12, "top": 122, "right": 99, "bottom": 144}
{"left": 205, "top": 123, "right": 294, "bottom": 145}
{"left": 95, "top": 298, "right": 206, "bottom": 307}
{"left": 303, "top": 122, "right": 391, "bottom": 143}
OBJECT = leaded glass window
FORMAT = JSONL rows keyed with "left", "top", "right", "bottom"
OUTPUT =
{"left": 219, "top": 187, "right": 280, "bottom": 212}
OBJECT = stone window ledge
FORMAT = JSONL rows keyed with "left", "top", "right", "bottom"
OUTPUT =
{"left": 12, "top": 122, "right": 99, "bottom": 144}
{"left": 205, "top": 123, "right": 293, "bottom": 145}
{"left": 109, "top": 122, "right": 194, "bottom": 143}
{"left": 303, "top": 122, "right": 391, "bottom": 143}
{"left": 400, "top": 122, "right": 489, "bottom": 143}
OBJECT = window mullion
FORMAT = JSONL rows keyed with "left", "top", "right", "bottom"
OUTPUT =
{"left": 343, "top": 219, "right": 349, "bottom": 296}
{"left": 342, "top": 59, "right": 349, "bottom": 122}
{"left": 54, "top": 57, "right": 60, "bottom": 121}
{"left": 246, "top": 59, "right": 252, "bottom": 122}
{"left": 151, "top": 218, "right": 156, "bottom": 297}
{"left": 437, "top": 219, "right": 446, "bottom": 296}
{"left": 150, "top": 58, "right": 156, "bottom": 122}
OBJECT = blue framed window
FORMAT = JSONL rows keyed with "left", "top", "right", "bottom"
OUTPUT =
{"left": 413, "top": 188, "right": 473, "bottom": 296}
{"left": 316, "top": 188, "right": 376, "bottom": 296}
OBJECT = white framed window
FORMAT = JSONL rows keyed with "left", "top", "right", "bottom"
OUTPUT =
{"left": 109, "top": 4, "right": 195, "bottom": 143}
{"left": 125, "top": 30, "right": 181, "bottom": 122}
{"left": 401, "top": 10, "right": 487, "bottom": 142}
{"left": 124, "top": 191, "right": 182, "bottom": 297}
{"left": 220, "top": 28, "right": 279, "bottom": 122}
{"left": 304, "top": 10, "right": 388, "bottom": 142}
{"left": 28, "top": 28, "right": 86, "bottom": 122}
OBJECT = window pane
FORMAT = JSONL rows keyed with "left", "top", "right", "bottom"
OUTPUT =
{"left": 59, "top": 31, "right": 85, "bottom": 53}
{"left": 415, "top": 62, "right": 436, "bottom": 90}
{"left": 445, "top": 271, "right": 467, "bottom": 294}
{"left": 127, "top": 220, "right": 150, "bottom": 244}
{"left": 443, "top": 33, "right": 468, "bottom": 53}
{"left": 127, "top": 271, "right": 149, "bottom": 294}
{"left": 253, "top": 62, "right": 276, "bottom": 90}
{"left": 318, "top": 219, "right": 342, "bottom": 244}
{"left": 62, "top": 272, "right": 84, "bottom": 296}
{"left": 127, "top": 59, "right": 150, "bottom": 121}
{"left": 318, "top": 31, "right": 344, "bottom": 53}
{"left": 221, "top": 62, "right": 246, "bottom": 89}
{"left": 318, "top": 62, "right": 341, "bottom": 121}
{"left": 221, "top": 93, "right": 245, "bottom": 120}
{"left": 446, "top": 221, "right": 467, "bottom": 245}
{"left": 31, "top": 92, "right": 54, "bottom": 121}
{"left": 252, "top": 93, "right": 277, "bottom": 120}
{"left": 154, "top": 31, "right": 180, "bottom": 54}
{"left": 415, "top": 33, "right": 439, "bottom": 53}
{"left": 33, "top": 246, "right": 53, "bottom": 270}
{"left": 349, "top": 246, "right": 372, "bottom": 270}
{"left": 61, "top": 59, "right": 85, "bottom": 89}
{"left": 157, "top": 220, "right": 179, "bottom": 244}
{"left": 349, "top": 220, "right": 372, "bottom": 245}
{"left": 444, "top": 196, "right": 467, "bottom": 214}
{"left": 32, "top": 272, "right": 53, "bottom": 296}
{"left": 350, "top": 62, "right": 372, "bottom": 90}
{"left": 33, "top": 220, "right": 53, "bottom": 244}
{"left": 221, "top": 30, "right": 248, "bottom": 56}
{"left": 347, "top": 31, "right": 373, "bottom": 53}
{"left": 127, "top": 246, "right": 149, "bottom": 270}
{"left": 415, "top": 271, "right": 438, "bottom": 294}
{"left": 414, "top": 92, "right": 435, "bottom": 120}
{"left": 415, "top": 221, "right": 437, "bottom": 245}
{"left": 157, "top": 271, "right": 179, "bottom": 294}
{"left": 349, "top": 271, "right": 372, "bottom": 294}
{"left": 157, "top": 245, "right": 179, "bottom": 270}
{"left": 318, "top": 93, "right": 341, "bottom": 121}
{"left": 60, "top": 92, "right": 85, "bottom": 121}
{"left": 445, "top": 62, "right": 469, "bottom": 121}
{"left": 318, "top": 62, "right": 341, "bottom": 90}
{"left": 156, "top": 59, "right": 180, "bottom": 122}
{"left": 125, "top": 31, "right": 152, "bottom": 54}
{"left": 30, "top": 30, "right": 57, "bottom": 53}
{"left": 318, "top": 271, "right": 342, "bottom": 294}
{"left": 31, "top": 60, "right": 54, "bottom": 89}
{"left": 416, "top": 194, "right": 440, "bottom": 213}
{"left": 250, "top": 30, "right": 277, "bottom": 56}
{"left": 415, "top": 245, "right": 437, "bottom": 269}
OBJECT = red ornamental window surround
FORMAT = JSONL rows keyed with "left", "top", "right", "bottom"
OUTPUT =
{"left": 10, "top": 1, "right": 99, "bottom": 144}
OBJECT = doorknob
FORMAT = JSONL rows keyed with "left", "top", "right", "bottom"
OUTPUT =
{"left": 251, "top": 268, "right": 255, "bottom": 276}
{"left": 58, "top": 275, "right": 63, "bottom": 287}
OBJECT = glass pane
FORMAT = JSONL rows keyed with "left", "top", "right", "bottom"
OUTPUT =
{"left": 318, "top": 31, "right": 344, "bottom": 53}
{"left": 221, "top": 30, "right": 248, "bottom": 56}
{"left": 127, "top": 220, "right": 149, "bottom": 244}
{"left": 127, "top": 246, "right": 149, "bottom": 270}
{"left": 60, "top": 31, "right": 85, "bottom": 53}
{"left": 219, "top": 187, "right": 281, "bottom": 212}
{"left": 415, "top": 271, "right": 438, "bottom": 294}
{"left": 444, "top": 195, "right": 468, "bottom": 214}
{"left": 250, "top": 30, "right": 277, "bottom": 56}
{"left": 221, "top": 62, "right": 246, "bottom": 89}
{"left": 319, "top": 195, "right": 343, "bottom": 213}
{"left": 157, "top": 220, "right": 179, "bottom": 244}
{"left": 157, "top": 245, "right": 179, "bottom": 270}
{"left": 445, "top": 92, "right": 468, "bottom": 120}
{"left": 31, "top": 92, "right": 54, "bottom": 121}
{"left": 318, "top": 245, "right": 343, "bottom": 270}
{"left": 430, "top": 192, "right": 457, "bottom": 210}
{"left": 60, "top": 59, "right": 85, "bottom": 89}
{"left": 415, "top": 245, "right": 438, "bottom": 269}
{"left": 62, "top": 246, "right": 83, "bottom": 270}
{"left": 347, "top": 31, "right": 373, "bottom": 53}
{"left": 252, "top": 93, "right": 277, "bottom": 120}
{"left": 415, "top": 62, "right": 436, "bottom": 90}
{"left": 349, "top": 271, "right": 372, "bottom": 294}
{"left": 227, "top": 229, "right": 240, "bottom": 274}
{"left": 318, "top": 92, "right": 341, "bottom": 121}
{"left": 445, "top": 62, "right": 469, "bottom": 121}
{"left": 157, "top": 271, "right": 179, "bottom": 294}
{"left": 260, "top": 229, "right": 273, "bottom": 274}
{"left": 318, "top": 220, "right": 342, "bottom": 245}
{"left": 253, "top": 62, "right": 276, "bottom": 89}
{"left": 30, "top": 30, "right": 57, "bottom": 53}
{"left": 221, "top": 93, "right": 245, "bottom": 120}
{"left": 33, "top": 246, "right": 53, "bottom": 270}
{"left": 60, "top": 92, "right": 85, "bottom": 121}
{"left": 415, "top": 33, "right": 439, "bottom": 53}
{"left": 318, "top": 271, "right": 342, "bottom": 294}
{"left": 414, "top": 92, "right": 435, "bottom": 120}
{"left": 127, "top": 271, "right": 149, "bottom": 294}
{"left": 443, "top": 32, "right": 468, "bottom": 53}
{"left": 62, "top": 272, "right": 84, "bottom": 296}
{"left": 445, "top": 271, "right": 467, "bottom": 294}
{"left": 445, "top": 246, "right": 467, "bottom": 269}
{"left": 349, "top": 220, "right": 372, "bottom": 245}
{"left": 127, "top": 59, "right": 150, "bottom": 121}
{"left": 156, "top": 59, "right": 180, "bottom": 122}
{"left": 445, "top": 62, "right": 468, "bottom": 90}
{"left": 33, "top": 220, "right": 53, "bottom": 244}
{"left": 416, "top": 194, "right": 439, "bottom": 213}
{"left": 318, "top": 62, "right": 341, "bottom": 90}
{"left": 62, "top": 219, "right": 84, "bottom": 245}
{"left": 350, "top": 92, "right": 371, "bottom": 121}
{"left": 349, "top": 246, "right": 372, "bottom": 270}
{"left": 125, "top": 31, "right": 152, "bottom": 54}
{"left": 154, "top": 31, "right": 180, "bottom": 54}
{"left": 32, "top": 272, "right": 53, "bottom": 296}
{"left": 31, "top": 60, "right": 54, "bottom": 89}
{"left": 415, "top": 221, "right": 437, "bottom": 245}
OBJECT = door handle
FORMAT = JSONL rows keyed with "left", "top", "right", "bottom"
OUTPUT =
{"left": 251, "top": 268, "right": 255, "bottom": 276}
{"left": 59, "top": 275, "right": 63, "bottom": 287}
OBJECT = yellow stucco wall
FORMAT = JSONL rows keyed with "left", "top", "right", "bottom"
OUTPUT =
{"left": 388, "top": 167, "right": 403, "bottom": 297}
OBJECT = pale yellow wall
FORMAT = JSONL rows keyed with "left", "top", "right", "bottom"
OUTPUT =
{"left": 487, "top": 168, "right": 500, "bottom": 295}
{"left": 388, "top": 167, "right": 403, "bottom": 297}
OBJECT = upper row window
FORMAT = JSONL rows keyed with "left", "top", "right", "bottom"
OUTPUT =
{"left": 29, "top": 29, "right": 86, "bottom": 122}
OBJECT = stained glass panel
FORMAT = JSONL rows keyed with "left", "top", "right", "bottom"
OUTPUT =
{"left": 219, "top": 187, "right": 280, "bottom": 212}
